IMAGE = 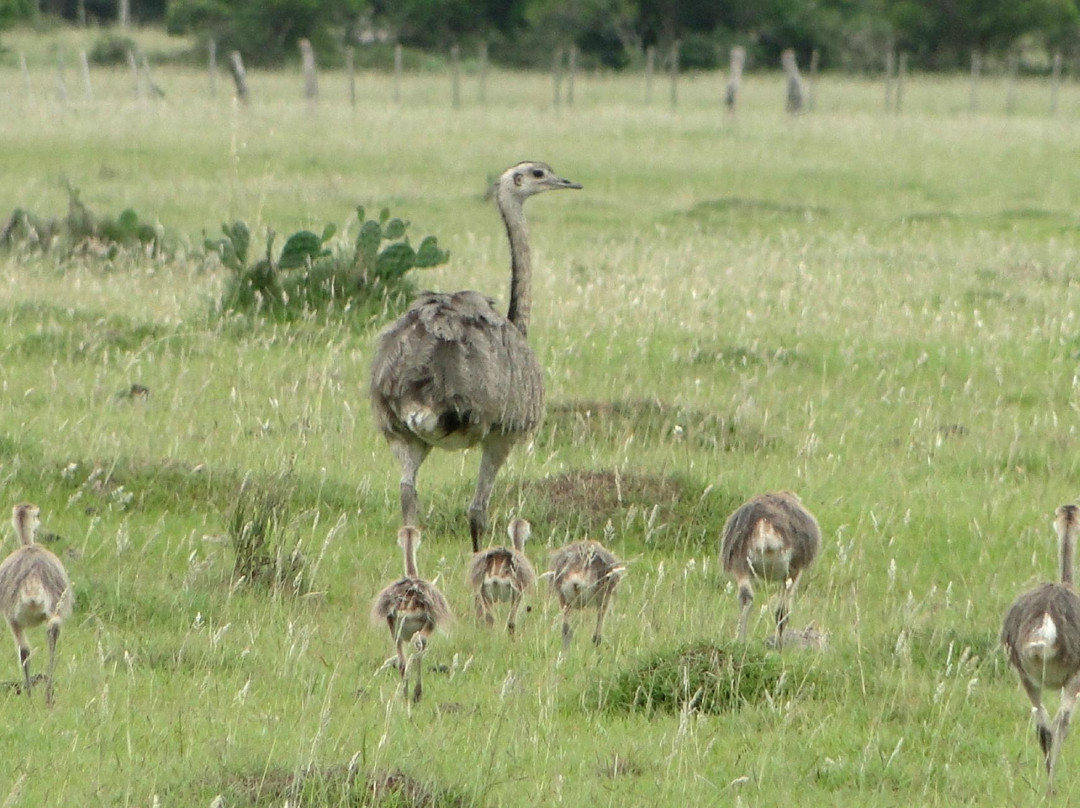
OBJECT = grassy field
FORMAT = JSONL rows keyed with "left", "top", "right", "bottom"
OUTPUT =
{"left": 3, "top": 25, "right": 1080, "bottom": 807}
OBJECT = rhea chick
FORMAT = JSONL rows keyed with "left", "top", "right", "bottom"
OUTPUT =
{"left": 371, "top": 527, "right": 452, "bottom": 702}
{"left": 468, "top": 518, "right": 537, "bottom": 636}
{"left": 545, "top": 539, "right": 625, "bottom": 651}
{"left": 721, "top": 491, "right": 820, "bottom": 647}
{"left": 0, "top": 503, "right": 73, "bottom": 705}
{"left": 1002, "top": 504, "right": 1080, "bottom": 794}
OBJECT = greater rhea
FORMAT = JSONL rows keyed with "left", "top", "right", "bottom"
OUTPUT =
{"left": 1002, "top": 504, "right": 1080, "bottom": 793}
{"left": 371, "top": 527, "right": 452, "bottom": 702}
{"left": 370, "top": 162, "right": 582, "bottom": 552}
{"left": 467, "top": 517, "right": 537, "bottom": 636}
{"left": 545, "top": 539, "right": 624, "bottom": 650}
{"left": 0, "top": 503, "right": 72, "bottom": 705}
{"left": 720, "top": 491, "right": 820, "bottom": 647}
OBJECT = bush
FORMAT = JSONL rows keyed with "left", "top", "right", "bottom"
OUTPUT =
{"left": 598, "top": 641, "right": 798, "bottom": 715}
{"left": 209, "top": 206, "right": 449, "bottom": 321}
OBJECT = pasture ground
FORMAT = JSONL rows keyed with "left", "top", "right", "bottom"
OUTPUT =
{"left": 2, "top": 25, "right": 1080, "bottom": 806}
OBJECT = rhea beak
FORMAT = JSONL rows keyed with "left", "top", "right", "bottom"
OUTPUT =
{"left": 548, "top": 176, "right": 583, "bottom": 190}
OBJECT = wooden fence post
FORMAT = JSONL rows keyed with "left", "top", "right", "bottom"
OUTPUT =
{"left": 644, "top": 45, "right": 655, "bottom": 104}
{"left": 969, "top": 50, "right": 981, "bottom": 112}
{"left": 228, "top": 51, "right": 249, "bottom": 104}
{"left": 896, "top": 52, "right": 907, "bottom": 114}
{"left": 346, "top": 46, "right": 356, "bottom": 107}
{"left": 884, "top": 49, "right": 894, "bottom": 111}
{"left": 1051, "top": 52, "right": 1062, "bottom": 114}
{"left": 19, "top": 52, "right": 31, "bottom": 98}
{"left": 781, "top": 48, "right": 805, "bottom": 113}
{"left": 393, "top": 43, "right": 402, "bottom": 103}
{"left": 300, "top": 38, "right": 318, "bottom": 102}
{"left": 79, "top": 50, "right": 93, "bottom": 100}
{"left": 56, "top": 54, "right": 67, "bottom": 105}
{"left": 1005, "top": 53, "right": 1018, "bottom": 115}
{"left": 553, "top": 46, "right": 564, "bottom": 107}
{"left": 209, "top": 39, "right": 217, "bottom": 97}
{"left": 808, "top": 49, "right": 819, "bottom": 109}
{"left": 567, "top": 44, "right": 577, "bottom": 106}
{"left": 725, "top": 46, "right": 745, "bottom": 111}
{"left": 126, "top": 49, "right": 142, "bottom": 101}
{"left": 451, "top": 44, "right": 461, "bottom": 108}
{"left": 478, "top": 41, "right": 488, "bottom": 104}
{"left": 669, "top": 39, "right": 679, "bottom": 108}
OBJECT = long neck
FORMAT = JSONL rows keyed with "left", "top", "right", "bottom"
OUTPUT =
{"left": 498, "top": 189, "right": 532, "bottom": 336}
{"left": 1062, "top": 523, "right": 1075, "bottom": 586}
{"left": 13, "top": 515, "right": 34, "bottom": 547}
{"left": 402, "top": 536, "right": 419, "bottom": 578}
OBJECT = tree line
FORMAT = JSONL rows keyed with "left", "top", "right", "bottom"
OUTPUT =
{"left": 9, "top": 0, "right": 1080, "bottom": 72}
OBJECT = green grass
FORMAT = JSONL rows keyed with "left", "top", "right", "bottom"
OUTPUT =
{"left": 2, "top": 24, "right": 1080, "bottom": 805}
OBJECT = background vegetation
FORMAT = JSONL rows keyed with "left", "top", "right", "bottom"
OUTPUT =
{"left": 2, "top": 25, "right": 1080, "bottom": 806}
{"left": 3, "top": 0, "right": 1080, "bottom": 71}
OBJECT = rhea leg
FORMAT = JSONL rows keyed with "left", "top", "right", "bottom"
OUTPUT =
{"left": 1046, "top": 670, "right": 1080, "bottom": 793}
{"left": 774, "top": 571, "right": 803, "bottom": 648}
{"left": 9, "top": 622, "right": 31, "bottom": 698}
{"left": 469, "top": 438, "right": 513, "bottom": 553}
{"left": 476, "top": 592, "right": 495, "bottom": 627}
{"left": 45, "top": 621, "right": 59, "bottom": 706}
{"left": 735, "top": 578, "right": 754, "bottom": 642}
{"left": 1017, "top": 674, "right": 1055, "bottom": 781}
{"left": 411, "top": 633, "right": 429, "bottom": 703}
{"left": 506, "top": 591, "right": 522, "bottom": 637}
{"left": 593, "top": 594, "right": 612, "bottom": 647}
{"left": 561, "top": 604, "right": 573, "bottom": 652}
{"left": 391, "top": 438, "right": 431, "bottom": 528}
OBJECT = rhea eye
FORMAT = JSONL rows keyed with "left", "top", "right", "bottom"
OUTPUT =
{"left": 532, "top": 169, "right": 544, "bottom": 178}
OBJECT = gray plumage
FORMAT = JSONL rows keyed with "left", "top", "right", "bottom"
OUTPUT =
{"left": 467, "top": 517, "right": 537, "bottom": 636}
{"left": 371, "top": 527, "right": 451, "bottom": 702}
{"left": 0, "top": 503, "right": 72, "bottom": 705}
{"left": 1001, "top": 504, "right": 1080, "bottom": 794}
{"left": 545, "top": 539, "right": 625, "bottom": 650}
{"left": 370, "top": 161, "right": 581, "bottom": 552}
{"left": 721, "top": 491, "right": 820, "bottom": 647}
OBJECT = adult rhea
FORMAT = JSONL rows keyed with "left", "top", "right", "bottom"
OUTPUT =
{"left": 371, "top": 162, "right": 581, "bottom": 551}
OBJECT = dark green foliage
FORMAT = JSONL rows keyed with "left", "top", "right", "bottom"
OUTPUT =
{"left": 211, "top": 207, "right": 449, "bottom": 322}
{"left": 166, "top": 0, "right": 359, "bottom": 68}
{"left": 0, "top": 187, "right": 163, "bottom": 259}
{"left": 88, "top": 34, "right": 139, "bottom": 65}
{"left": 598, "top": 641, "right": 797, "bottom": 715}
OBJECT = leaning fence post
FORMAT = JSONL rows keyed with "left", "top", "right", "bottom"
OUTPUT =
{"left": 56, "top": 53, "right": 68, "bottom": 105}
{"left": 228, "top": 50, "right": 249, "bottom": 104}
{"left": 79, "top": 50, "right": 93, "bottom": 101}
{"left": 126, "top": 49, "right": 142, "bottom": 101}
{"left": 884, "top": 49, "right": 895, "bottom": 111}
